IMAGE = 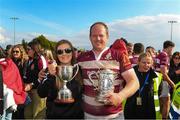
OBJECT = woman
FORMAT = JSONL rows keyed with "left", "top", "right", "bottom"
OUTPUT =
{"left": 10, "top": 44, "right": 29, "bottom": 119}
{"left": 168, "top": 51, "right": 180, "bottom": 85}
{"left": 37, "top": 40, "right": 84, "bottom": 119}
{"left": 124, "top": 53, "right": 162, "bottom": 119}
{"left": 168, "top": 51, "right": 180, "bottom": 100}
{"left": 0, "top": 46, "right": 26, "bottom": 120}
{"left": 11, "top": 44, "right": 28, "bottom": 82}
{"left": 24, "top": 40, "right": 47, "bottom": 119}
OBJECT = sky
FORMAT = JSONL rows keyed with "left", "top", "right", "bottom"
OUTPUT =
{"left": 0, "top": 0, "right": 180, "bottom": 52}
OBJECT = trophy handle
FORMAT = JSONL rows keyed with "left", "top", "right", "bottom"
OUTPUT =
{"left": 88, "top": 71, "right": 99, "bottom": 90}
{"left": 69, "top": 64, "right": 79, "bottom": 81}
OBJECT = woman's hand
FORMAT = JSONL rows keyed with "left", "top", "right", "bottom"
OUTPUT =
{"left": 24, "top": 83, "right": 33, "bottom": 91}
{"left": 48, "top": 61, "right": 57, "bottom": 75}
{"left": 38, "top": 69, "right": 46, "bottom": 81}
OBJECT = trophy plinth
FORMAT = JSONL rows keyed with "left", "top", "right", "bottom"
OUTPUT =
{"left": 54, "top": 65, "right": 79, "bottom": 104}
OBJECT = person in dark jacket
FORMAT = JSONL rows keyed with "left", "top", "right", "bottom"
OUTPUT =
{"left": 124, "top": 53, "right": 163, "bottom": 119}
{"left": 168, "top": 51, "right": 180, "bottom": 99}
{"left": 168, "top": 51, "right": 180, "bottom": 85}
{"left": 37, "top": 39, "right": 84, "bottom": 119}
{"left": 0, "top": 46, "right": 26, "bottom": 120}
{"left": 24, "top": 40, "right": 47, "bottom": 119}
{"left": 10, "top": 44, "right": 28, "bottom": 119}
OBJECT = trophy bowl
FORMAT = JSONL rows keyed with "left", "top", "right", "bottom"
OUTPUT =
{"left": 54, "top": 65, "right": 79, "bottom": 104}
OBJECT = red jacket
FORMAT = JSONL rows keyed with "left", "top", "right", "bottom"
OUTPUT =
{"left": 0, "top": 58, "right": 26, "bottom": 104}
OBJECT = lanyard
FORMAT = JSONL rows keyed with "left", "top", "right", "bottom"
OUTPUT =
{"left": 139, "top": 72, "right": 150, "bottom": 96}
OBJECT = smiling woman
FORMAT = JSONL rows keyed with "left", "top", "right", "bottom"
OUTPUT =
{"left": 9, "top": 44, "right": 28, "bottom": 119}
{"left": 37, "top": 39, "right": 84, "bottom": 119}
{"left": 124, "top": 52, "right": 163, "bottom": 119}
{"left": 0, "top": 47, "right": 26, "bottom": 120}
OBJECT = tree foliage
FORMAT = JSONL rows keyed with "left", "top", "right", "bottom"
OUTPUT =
{"left": 28, "top": 35, "right": 57, "bottom": 50}
{"left": 21, "top": 35, "right": 86, "bottom": 52}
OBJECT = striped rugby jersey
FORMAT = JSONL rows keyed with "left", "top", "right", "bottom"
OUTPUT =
{"left": 77, "top": 47, "right": 132, "bottom": 117}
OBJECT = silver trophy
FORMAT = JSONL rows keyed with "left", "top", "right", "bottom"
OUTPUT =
{"left": 55, "top": 64, "right": 79, "bottom": 103}
{"left": 88, "top": 69, "right": 115, "bottom": 103}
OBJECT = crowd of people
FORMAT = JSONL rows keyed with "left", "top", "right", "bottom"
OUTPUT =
{"left": 0, "top": 22, "right": 179, "bottom": 120}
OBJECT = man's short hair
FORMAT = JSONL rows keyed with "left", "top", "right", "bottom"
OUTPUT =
{"left": 133, "top": 43, "right": 144, "bottom": 54}
{"left": 127, "top": 42, "right": 133, "bottom": 47}
{"left": 163, "top": 40, "right": 175, "bottom": 49}
{"left": 89, "top": 22, "right": 109, "bottom": 36}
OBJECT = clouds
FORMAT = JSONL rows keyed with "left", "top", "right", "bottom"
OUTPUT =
{"left": 108, "top": 14, "right": 180, "bottom": 51}
{"left": 0, "top": 14, "right": 180, "bottom": 51}
{"left": 0, "top": 27, "right": 11, "bottom": 44}
{"left": 71, "top": 14, "right": 180, "bottom": 51}
{"left": 0, "top": 27, "right": 5, "bottom": 42}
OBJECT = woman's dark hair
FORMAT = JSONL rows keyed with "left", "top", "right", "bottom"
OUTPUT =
{"left": 54, "top": 39, "right": 76, "bottom": 65}
{"left": 27, "top": 40, "right": 42, "bottom": 58}
{"left": 170, "top": 51, "right": 180, "bottom": 67}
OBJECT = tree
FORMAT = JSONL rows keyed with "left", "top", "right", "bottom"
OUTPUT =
{"left": 21, "top": 38, "right": 28, "bottom": 50}
{"left": 21, "top": 35, "right": 57, "bottom": 51}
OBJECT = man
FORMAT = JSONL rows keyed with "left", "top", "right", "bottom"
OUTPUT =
{"left": 126, "top": 42, "right": 134, "bottom": 59}
{"left": 77, "top": 22, "right": 139, "bottom": 119}
{"left": 155, "top": 40, "right": 175, "bottom": 119}
{"left": 130, "top": 42, "right": 144, "bottom": 67}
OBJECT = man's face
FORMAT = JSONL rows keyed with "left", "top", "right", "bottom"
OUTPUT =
{"left": 90, "top": 24, "right": 109, "bottom": 52}
{"left": 167, "top": 46, "right": 174, "bottom": 56}
{"left": 127, "top": 45, "right": 133, "bottom": 55}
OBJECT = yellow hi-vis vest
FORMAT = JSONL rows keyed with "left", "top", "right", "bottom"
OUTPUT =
{"left": 169, "top": 82, "right": 180, "bottom": 119}
{"left": 153, "top": 72, "right": 162, "bottom": 119}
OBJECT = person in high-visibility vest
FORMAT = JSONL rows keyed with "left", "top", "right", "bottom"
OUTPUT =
{"left": 169, "top": 82, "right": 180, "bottom": 119}
{"left": 124, "top": 52, "right": 162, "bottom": 119}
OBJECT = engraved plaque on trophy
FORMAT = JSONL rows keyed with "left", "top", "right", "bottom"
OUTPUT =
{"left": 88, "top": 69, "right": 115, "bottom": 103}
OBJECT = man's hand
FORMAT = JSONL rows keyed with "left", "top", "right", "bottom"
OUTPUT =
{"left": 175, "top": 69, "right": 180, "bottom": 75}
{"left": 104, "top": 91, "right": 124, "bottom": 106}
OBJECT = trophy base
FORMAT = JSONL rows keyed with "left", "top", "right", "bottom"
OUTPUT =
{"left": 96, "top": 95, "right": 107, "bottom": 103}
{"left": 54, "top": 98, "right": 75, "bottom": 104}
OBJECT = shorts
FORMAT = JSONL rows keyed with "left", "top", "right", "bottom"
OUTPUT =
{"left": 160, "top": 81, "right": 170, "bottom": 98}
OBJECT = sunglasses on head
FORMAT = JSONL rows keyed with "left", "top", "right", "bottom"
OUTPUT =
{"left": 13, "top": 50, "right": 20, "bottom": 53}
{"left": 56, "top": 48, "right": 72, "bottom": 55}
{"left": 27, "top": 47, "right": 32, "bottom": 51}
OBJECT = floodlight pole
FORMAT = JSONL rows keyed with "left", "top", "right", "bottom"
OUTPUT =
{"left": 10, "top": 17, "right": 19, "bottom": 45}
{"left": 168, "top": 20, "right": 177, "bottom": 41}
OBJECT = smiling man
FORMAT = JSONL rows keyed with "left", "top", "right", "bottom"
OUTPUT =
{"left": 78, "top": 22, "right": 139, "bottom": 119}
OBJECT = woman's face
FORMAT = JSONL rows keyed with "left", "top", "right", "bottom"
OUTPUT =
{"left": 12, "top": 47, "right": 21, "bottom": 59}
{"left": 27, "top": 46, "right": 35, "bottom": 58}
{"left": 56, "top": 43, "right": 72, "bottom": 65}
{"left": 138, "top": 56, "right": 153, "bottom": 72}
{"left": 173, "top": 55, "right": 180, "bottom": 65}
